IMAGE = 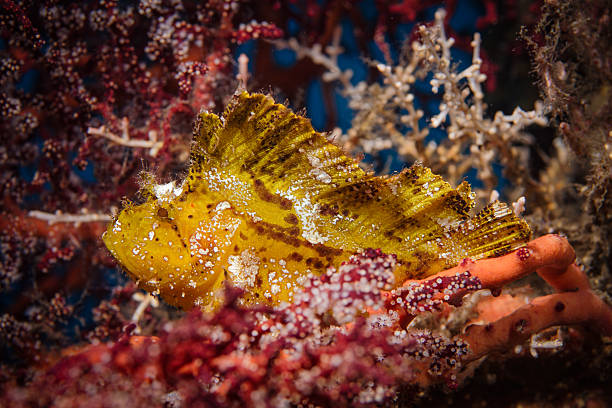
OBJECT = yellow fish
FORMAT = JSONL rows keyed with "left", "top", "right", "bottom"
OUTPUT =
{"left": 103, "top": 92, "right": 530, "bottom": 310}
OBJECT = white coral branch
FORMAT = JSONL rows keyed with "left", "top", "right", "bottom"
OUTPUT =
{"left": 88, "top": 117, "right": 163, "bottom": 157}
{"left": 274, "top": 8, "right": 549, "bottom": 205}
{"left": 28, "top": 210, "right": 111, "bottom": 224}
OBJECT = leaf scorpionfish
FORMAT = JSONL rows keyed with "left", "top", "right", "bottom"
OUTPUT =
{"left": 103, "top": 92, "right": 530, "bottom": 309}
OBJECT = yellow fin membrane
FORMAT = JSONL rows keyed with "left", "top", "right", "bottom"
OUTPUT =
{"left": 103, "top": 92, "right": 531, "bottom": 309}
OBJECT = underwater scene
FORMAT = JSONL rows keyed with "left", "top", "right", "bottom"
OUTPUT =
{"left": 1, "top": 0, "right": 611, "bottom": 406}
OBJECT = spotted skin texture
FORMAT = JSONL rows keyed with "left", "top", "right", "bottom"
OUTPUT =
{"left": 103, "top": 92, "right": 531, "bottom": 309}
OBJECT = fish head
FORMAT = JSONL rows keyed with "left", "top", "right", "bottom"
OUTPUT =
{"left": 102, "top": 179, "right": 226, "bottom": 308}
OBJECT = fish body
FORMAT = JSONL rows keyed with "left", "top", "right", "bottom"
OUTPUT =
{"left": 103, "top": 92, "right": 530, "bottom": 309}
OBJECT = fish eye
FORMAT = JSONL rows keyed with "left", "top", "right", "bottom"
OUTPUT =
{"left": 157, "top": 207, "right": 169, "bottom": 218}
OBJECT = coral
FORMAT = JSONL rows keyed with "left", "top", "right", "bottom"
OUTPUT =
{"left": 0, "top": 292, "right": 72, "bottom": 365}
{"left": 400, "top": 235, "right": 612, "bottom": 359}
{"left": 4, "top": 237, "right": 611, "bottom": 406}
{"left": 0, "top": 0, "right": 282, "bottom": 365}
{"left": 275, "top": 8, "right": 547, "bottom": 204}
{"left": 0, "top": 0, "right": 284, "bottom": 286}
{"left": 523, "top": 0, "right": 612, "bottom": 302}
{"left": 2, "top": 1, "right": 612, "bottom": 406}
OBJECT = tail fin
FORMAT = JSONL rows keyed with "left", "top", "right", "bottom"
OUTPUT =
{"left": 455, "top": 201, "right": 531, "bottom": 260}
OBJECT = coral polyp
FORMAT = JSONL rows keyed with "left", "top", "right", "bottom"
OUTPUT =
{"left": 103, "top": 92, "right": 530, "bottom": 309}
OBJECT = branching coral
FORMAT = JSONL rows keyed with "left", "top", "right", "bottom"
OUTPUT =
{"left": 0, "top": 0, "right": 282, "bottom": 367}
{"left": 275, "top": 9, "right": 547, "bottom": 203}
{"left": 0, "top": 0, "right": 283, "bottom": 293}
